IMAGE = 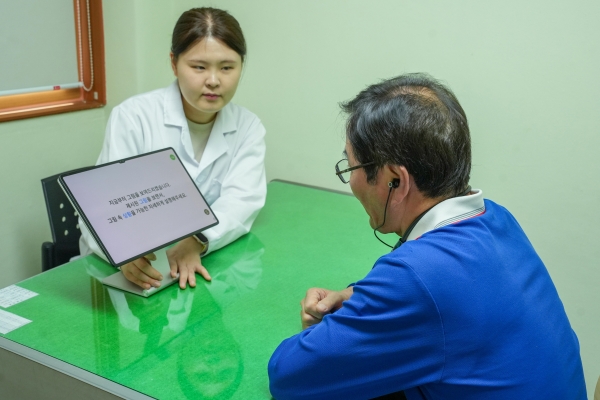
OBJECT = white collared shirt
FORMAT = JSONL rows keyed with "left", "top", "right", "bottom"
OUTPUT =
{"left": 79, "top": 80, "right": 266, "bottom": 259}
{"left": 404, "top": 189, "right": 485, "bottom": 242}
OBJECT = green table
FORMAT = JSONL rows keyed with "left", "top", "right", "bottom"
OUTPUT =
{"left": 0, "top": 181, "right": 389, "bottom": 399}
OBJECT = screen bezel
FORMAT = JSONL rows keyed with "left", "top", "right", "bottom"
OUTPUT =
{"left": 58, "top": 147, "right": 219, "bottom": 267}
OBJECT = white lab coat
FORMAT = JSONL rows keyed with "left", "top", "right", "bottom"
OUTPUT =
{"left": 79, "top": 80, "right": 266, "bottom": 260}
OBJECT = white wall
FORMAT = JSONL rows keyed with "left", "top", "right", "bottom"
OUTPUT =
{"left": 0, "top": 110, "right": 105, "bottom": 284}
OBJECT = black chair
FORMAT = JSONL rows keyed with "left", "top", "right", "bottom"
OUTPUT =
{"left": 41, "top": 166, "right": 93, "bottom": 271}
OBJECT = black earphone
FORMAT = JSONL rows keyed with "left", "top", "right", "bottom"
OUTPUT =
{"left": 375, "top": 178, "right": 401, "bottom": 248}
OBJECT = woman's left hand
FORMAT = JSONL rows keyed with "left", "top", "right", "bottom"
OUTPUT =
{"left": 166, "top": 237, "right": 211, "bottom": 289}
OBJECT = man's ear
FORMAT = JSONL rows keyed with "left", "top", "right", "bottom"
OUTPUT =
{"left": 385, "top": 164, "right": 411, "bottom": 199}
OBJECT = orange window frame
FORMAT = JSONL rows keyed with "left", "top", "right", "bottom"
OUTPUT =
{"left": 0, "top": 0, "right": 106, "bottom": 123}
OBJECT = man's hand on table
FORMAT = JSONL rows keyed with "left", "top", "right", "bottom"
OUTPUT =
{"left": 300, "top": 287, "right": 354, "bottom": 330}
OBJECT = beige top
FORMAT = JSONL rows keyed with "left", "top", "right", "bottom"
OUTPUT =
{"left": 187, "top": 118, "right": 215, "bottom": 162}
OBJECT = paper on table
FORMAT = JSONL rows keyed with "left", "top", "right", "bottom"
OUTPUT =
{"left": 0, "top": 309, "right": 32, "bottom": 334}
{"left": 0, "top": 285, "right": 38, "bottom": 308}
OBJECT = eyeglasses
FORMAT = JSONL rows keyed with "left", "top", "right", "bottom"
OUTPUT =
{"left": 335, "top": 159, "right": 374, "bottom": 184}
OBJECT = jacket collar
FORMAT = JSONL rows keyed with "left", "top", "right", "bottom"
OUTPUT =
{"left": 163, "top": 80, "right": 238, "bottom": 171}
{"left": 164, "top": 80, "right": 185, "bottom": 127}
{"left": 404, "top": 189, "right": 485, "bottom": 243}
{"left": 199, "top": 102, "right": 237, "bottom": 170}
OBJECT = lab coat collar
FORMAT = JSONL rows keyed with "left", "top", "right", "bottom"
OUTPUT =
{"left": 162, "top": 80, "right": 238, "bottom": 171}
{"left": 199, "top": 98, "right": 237, "bottom": 170}
{"left": 164, "top": 81, "right": 185, "bottom": 127}
{"left": 404, "top": 189, "right": 485, "bottom": 242}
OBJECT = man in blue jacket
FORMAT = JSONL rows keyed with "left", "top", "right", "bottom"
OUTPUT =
{"left": 268, "top": 73, "right": 586, "bottom": 400}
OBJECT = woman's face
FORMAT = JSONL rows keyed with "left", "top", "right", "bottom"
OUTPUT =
{"left": 171, "top": 37, "right": 243, "bottom": 124}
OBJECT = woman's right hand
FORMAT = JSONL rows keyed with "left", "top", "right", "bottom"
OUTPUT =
{"left": 120, "top": 253, "right": 163, "bottom": 289}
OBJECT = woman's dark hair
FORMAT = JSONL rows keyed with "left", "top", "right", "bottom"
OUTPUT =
{"left": 341, "top": 73, "right": 471, "bottom": 199}
{"left": 171, "top": 7, "right": 246, "bottom": 62}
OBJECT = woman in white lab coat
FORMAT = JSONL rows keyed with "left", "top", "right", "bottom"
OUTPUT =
{"left": 79, "top": 7, "right": 266, "bottom": 290}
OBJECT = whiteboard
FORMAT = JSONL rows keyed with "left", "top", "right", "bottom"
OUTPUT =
{"left": 0, "top": 0, "right": 79, "bottom": 94}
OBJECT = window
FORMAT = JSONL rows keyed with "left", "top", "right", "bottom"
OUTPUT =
{"left": 0, "top": 0, "right": 105, "bottom": 122}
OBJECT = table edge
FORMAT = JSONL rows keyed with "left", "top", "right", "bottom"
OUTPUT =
{"left": 0, "top": 336, "right": 155, "bottom": 400}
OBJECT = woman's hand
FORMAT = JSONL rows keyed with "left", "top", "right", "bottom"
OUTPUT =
{"left": 167, "top": 237, "right": 211, "bottom": 289}
{"left": 300, "top": 287, "right": 354, "bottom": 330}
{"left": 121, "top": 253, "right": 162, "bottom": 289}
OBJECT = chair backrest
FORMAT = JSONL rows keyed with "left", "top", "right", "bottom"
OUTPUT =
{"left": 41, "top": 166, "right": 93, "bottom": 269}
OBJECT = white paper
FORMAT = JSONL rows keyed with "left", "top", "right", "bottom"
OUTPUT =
{"left": 0, "top": 285, "right": 38, "bottom": 308}
{"left": 0, "top": 309, "right": 32, "bottom": 334}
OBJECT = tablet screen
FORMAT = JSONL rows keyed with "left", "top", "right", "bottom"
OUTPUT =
{"left": 60, "top": 148, "right": 218, "bottom": 266}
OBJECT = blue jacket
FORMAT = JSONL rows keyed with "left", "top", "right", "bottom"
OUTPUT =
{"left": 269, "top": 200, "right": 586, "bottom": 399}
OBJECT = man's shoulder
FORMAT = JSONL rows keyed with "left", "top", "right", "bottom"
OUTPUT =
{"left": 481, "top": 198, "right": 514, "bottom": 216}
{"left": 373, "top": 204, "right": 530, "bottom": 281}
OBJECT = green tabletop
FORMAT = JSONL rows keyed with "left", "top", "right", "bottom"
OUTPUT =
{"left": 0, "top": 181, "right": 391, "bottom": 399}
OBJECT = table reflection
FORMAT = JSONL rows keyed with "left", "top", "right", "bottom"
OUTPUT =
{"left": 81, "top": 233, "right": 264, "bottom": 399}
